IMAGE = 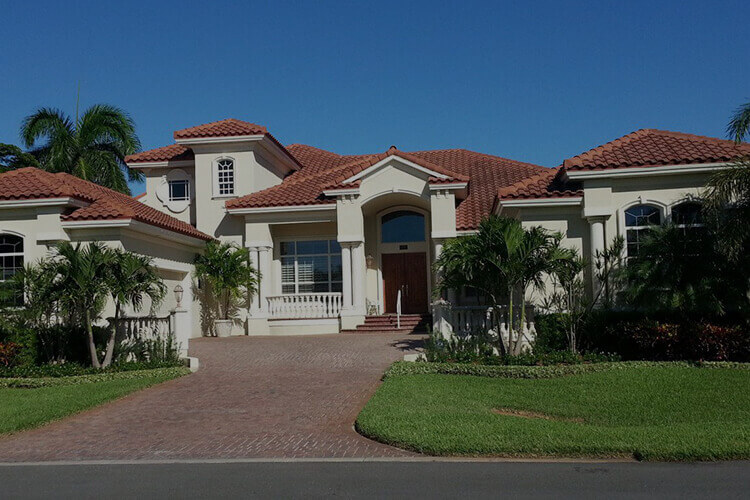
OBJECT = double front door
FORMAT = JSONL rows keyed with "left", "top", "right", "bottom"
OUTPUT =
{"left": 381, "top": 252, "right": 428, "bottom": 314}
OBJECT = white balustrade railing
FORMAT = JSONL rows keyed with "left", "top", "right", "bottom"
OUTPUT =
{"left": 267, "top": 293, "right": 344, "bottom": 319}
{"left": 114, "top": 315, "right": 172, "bottom": 340}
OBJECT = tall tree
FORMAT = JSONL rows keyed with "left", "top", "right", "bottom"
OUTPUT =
{"left": 435, "top": 216, "right": 569, "bottom": 355}
{"left": 703, "top": 101, "right": 750, "bottom": 263}
{"left": 20, "top": 104, "right": 142, "bottom": 193}
{"left": 104, "top": 249, "right": 167, "bottom": 368}
{"left": 0, "top": 143, "right": 39, "bottom": 173}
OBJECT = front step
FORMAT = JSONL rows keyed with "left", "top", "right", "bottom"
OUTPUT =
{"left": 341, "top": 314, "right": 432, "bottom": 334}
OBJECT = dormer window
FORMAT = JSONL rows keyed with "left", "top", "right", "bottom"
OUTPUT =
{"left": 216, "top": 158, "right": 235, "bottom": 196}
{"left": 168, "top": 180, "right": 190, "bottom": 201}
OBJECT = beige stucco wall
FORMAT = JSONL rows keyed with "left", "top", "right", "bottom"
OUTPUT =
{"left": 140, "top": 166, "right": 197, "bottom": 226}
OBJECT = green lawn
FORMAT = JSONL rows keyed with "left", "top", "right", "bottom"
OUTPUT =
{"left": 0, "top": 367, "right": 190, "bottom": 435}
{"left": 356, "top": 364, "right": 750, "bottom": 461}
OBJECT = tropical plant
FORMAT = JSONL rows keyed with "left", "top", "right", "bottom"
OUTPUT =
{"left": 49, "top": 242, "right": 115, "bottom": 368}
{"left": 621, "top": 224, "right": 743, "bottom": 318}
{"left": 0, "top": 143, "right": 39, "bottom": 173}
{"left": 703, "top": 101, "right": 750, "bottom": 264}
{"left": 103, "top": 249, "right": 167, "bottom": 367}
{"left": 542, "top": 248, "right": 587, "bottom": 353}
{"left": 193, "top": 240, "right": 259, "bottom": 323}
{"left": 435, "top": 215, "right": 570, "bottom": 355}
{"left": 592, "top": 236, "right": 626, "bottom": 309}
{"left": 20, "top": 104, "right": 142, "bottom": 193}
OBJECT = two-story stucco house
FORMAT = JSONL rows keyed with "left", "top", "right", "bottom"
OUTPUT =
{"left": 1, "top": 118, "right": 748, "bottom": 350}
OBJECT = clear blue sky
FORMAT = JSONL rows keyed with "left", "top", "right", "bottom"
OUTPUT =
{"left": 2, "top": 0, "right": 748, "bottom": 195}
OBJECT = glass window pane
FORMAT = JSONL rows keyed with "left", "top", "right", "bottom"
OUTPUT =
{"left": 381, "top": 211, "right": 425, "bottom": 243}
{"left": 331, "top": 282, "right": 343, "bottom": 293}
{"left": 313, "top": 282, "right": 330, "bottom": 293}
{"left": 169, "top": 180, "right": 189, "bottom": 201}
{"left": 280, "top": 241, "right": 295, "bottom": 256}
{"left": 298, "top": 283, "right": 314, "bottom": 293}
{"left": 625, "top": 205, "right": 661, "bottom": 227}
{"left": 672, "top": 202, "right": 702, "bottom": 225}
{"left": 296, "top": 240, "right": 328, "bottom": 255}
{"left": 330, "top": 255, "right": 342, "bottom": 281}
{"left": 329, "top": 240, "right": 341, "bottom": 254}
{"left": 281, "top": 257, "right": 295, "bottom": 283}
{"left": 0, "top": 234, "right": 22, "bottom": 253}
{"left": 282, "top": 284, "right": 296, "bottom": 294}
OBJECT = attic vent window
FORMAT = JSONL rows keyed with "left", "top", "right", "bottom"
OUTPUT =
{"left": 168, "top": 180, "right": 190, "bottom": 201}
{"left": 216, "top": 159, "right": 235, "bottom": 196}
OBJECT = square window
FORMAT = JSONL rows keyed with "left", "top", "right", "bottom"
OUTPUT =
{"left": 168, "top": 180, "right": 189, "bottom": 201}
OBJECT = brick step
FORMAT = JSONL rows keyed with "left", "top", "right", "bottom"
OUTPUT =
{"left": 343, "top": 314, "right": 432, "bottom": 334}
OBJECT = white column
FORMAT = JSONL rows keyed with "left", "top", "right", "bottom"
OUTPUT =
{"left": 171, "top": 271, "right": 193, "bottom": 356}
{"left": 247, "top": 246, "right": 261, "bottom": 316}
{"left": 258, "top": 245, "right": 273, "bottom": 315}
{"left": 340, "top": 243, "right": 353, "bottom": 311}
{"left": 351, "top": 241, "right": 365, "bottom": 314}
{"left": 588, "top": 216, "right": 607, "bottom": 292}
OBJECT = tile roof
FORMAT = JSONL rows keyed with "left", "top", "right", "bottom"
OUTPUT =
{"left": 497, "top": 167, "right": 583, "bottom": 201}
{"left": 563, "top": 129, "right": 750, "bottom": 171}
{"left": 0, "top": 167, "right": 212, "bottom": 241}
{"left": 226, "top": 145, "right": 547, "bottom": 230}
{"left": 173, "top": 118, "right": 267, "bottom": 139}
{"left": 125, "top": 144, "right": 194, "bottom": 164}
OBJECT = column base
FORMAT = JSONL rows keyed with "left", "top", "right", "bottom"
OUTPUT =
{"left": 339, "top": 312, "right": 366, "bottom": 330}
{"left": 247, "top": 317, "right": 270, "bottom": 336}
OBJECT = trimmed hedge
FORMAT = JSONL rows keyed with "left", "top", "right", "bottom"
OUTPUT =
{"left": 0, "top": 366, "right": 191, "bottom": 389}
{"left": 385, "top": 360, "right": 750, "bottom": 380}
{"left": 0, "top": 359, "right": 186, "bottom": 379}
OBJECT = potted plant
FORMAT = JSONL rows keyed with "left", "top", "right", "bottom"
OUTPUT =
{"left": 194, "top": 241, "right": 259, "bottom": 337}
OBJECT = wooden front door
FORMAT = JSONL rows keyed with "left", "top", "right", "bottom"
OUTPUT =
{"left": 382, "top": 253, "right": 428, "bottom": 314}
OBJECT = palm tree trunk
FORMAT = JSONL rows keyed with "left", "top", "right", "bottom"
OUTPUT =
{"left": 85, "top": 308, "right": 101, "bottom": 369}
{"left": 516, "top": 290, "right": 526, "bottom": 355}
{"left": 102, "top": 302, "right": 120, "bottom": 368}
{"left": 506, "top": 287, "right": 514, "bottom": 355}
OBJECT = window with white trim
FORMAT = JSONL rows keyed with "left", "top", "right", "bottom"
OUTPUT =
{"left": 280, "top": 240, "right": 343, "bottom": 294}
{"left": 168, "top": 179, "right": 190, "bottom": 201}
{"left": 216, "top": 158, "right": 235, "bottom": 196}
{"left": 625, "top": 204, "right": 661, "bottom": 261}
{"left": 0, "top": 234, "right": 23, "bottom": 306}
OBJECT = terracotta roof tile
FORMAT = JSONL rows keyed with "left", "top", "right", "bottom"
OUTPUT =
{"left": 226, "top": 146, "right": 546, "bottom": 230}
{"left": 0, "top": 167, "right": 211, "bottom": 241}
{"left": 125, "top": 144, "right": 193, "bottom": 164}
{"left": 173, "top": 118, "right": 267, "bottom": 139}
{"left": 496, "top": 167, "right": 583, "bottom": 200}
{"left": 563, "top": 129, "right": 750, "bottom": 171}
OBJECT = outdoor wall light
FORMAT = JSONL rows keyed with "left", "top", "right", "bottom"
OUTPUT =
{"left": 174, "top": 284, "right": 184, "bottom": 308}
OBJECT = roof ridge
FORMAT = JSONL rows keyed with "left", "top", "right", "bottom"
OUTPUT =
{"left": 409, "top": 148, "right": 548, "bottom": 170}
{"left": 497, "top": 167, "right": 559, "bottom": 198}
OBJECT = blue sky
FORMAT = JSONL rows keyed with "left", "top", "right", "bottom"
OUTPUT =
{"left": 1, "top": 0, "right": 748, "bottom": 195}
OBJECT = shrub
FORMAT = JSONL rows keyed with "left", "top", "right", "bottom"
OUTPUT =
{"left": 533, "top": 313, "right": 570, "bottom": 353}
{"left": 0, "top": 359, "right": 185, "bottom": 378}
{"left": 116, "top": 333, "right": 181, "bottom": 365}
{"left": 0, "top": 342, "right": 21, "bottom": 367}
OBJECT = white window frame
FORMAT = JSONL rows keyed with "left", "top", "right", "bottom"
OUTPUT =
{"left": 168, "top": 179, "right": 190, "bottom": 201}
{"left": 213, "top": 157, "right": 236, "bottom": 198}
{"left": 0, "top": 232, "right": 24, "bottom": 306}
{"left": 279, "top": 238, "right": 343, "bottom": 294}
{"left": 622, "top": 203, "right": 663, "bottom": 261}
{"left": 670, "top": 200, "right": 704, "bottom": 229}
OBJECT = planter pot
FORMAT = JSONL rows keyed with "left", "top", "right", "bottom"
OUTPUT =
{"left": 214, "top": 319, "right": 234, "bottom": 338}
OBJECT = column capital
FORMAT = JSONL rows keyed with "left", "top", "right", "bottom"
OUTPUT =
{"left": 246, "top": 240, "right": 273, "bottom": 250}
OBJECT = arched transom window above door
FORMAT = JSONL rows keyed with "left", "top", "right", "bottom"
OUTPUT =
{"left": 624, "top": 204, "right": 661, "bottom": 260}
{"left": 0, "top": 233, "right": 23, "bottom": 306}
{"left": 381, "top": 210, "right": 425, "bottom": 243}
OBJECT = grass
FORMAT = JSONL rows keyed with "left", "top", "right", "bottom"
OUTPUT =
{"left": 0, "top": 367, "right": 190, "bottom": 435}
{"left": 356, "top": 364, "right": 750, "bottom": 461}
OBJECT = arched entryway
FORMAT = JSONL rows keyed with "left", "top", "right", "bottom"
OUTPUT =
{"left": 378, "top": 208, "right": 430, "bottom": 314}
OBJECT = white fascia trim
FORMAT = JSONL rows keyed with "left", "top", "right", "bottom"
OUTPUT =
{"left": 226, "top": 204, "right": 337, "bottom": 215}
{"left": 565, "top": 162, "right": 730, "bottom": 180}
{"left": 174, "top": 134, "right": 265, "bottom": 145}
{"left": 126, "top": 160, "right": 194, "bottom": 169}
{"left": 322, "top": 188, "right": 360, "bottom": 197}
{"left": 499, "top": 197, "right": 583, "bottom": 208}
{"left": 429, "top": 182, "right": 468, "bottom": 191}
{"left": 0, "top": 197, "right": 87, "bottom": 209}
{"left": 343, "top": 156, "right": 451, "bottom": 184}
{"left": 61, "top": 219, "right": 208, "bottom": 247}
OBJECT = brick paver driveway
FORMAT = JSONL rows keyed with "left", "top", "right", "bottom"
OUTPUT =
{"left": 0, "top": 333, "right": 424, "bottom": 461}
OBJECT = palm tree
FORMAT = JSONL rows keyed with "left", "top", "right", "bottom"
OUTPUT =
{"left": 435, "top": 216, "right": 569, "bottom": 355}
{"left": 194, "top": 241, "right": 259, "bottom": 334}
{"left": 103, "top": 249, "right": 167, "bottom": 367}
{"left": 51, "top": 242, "right": 115, "bottom": 368}
{"left": 20, "top": 104, "right": 142, "bottom": 193}
{"left": 703, "top": 101, "right": 750, "bottom": 262}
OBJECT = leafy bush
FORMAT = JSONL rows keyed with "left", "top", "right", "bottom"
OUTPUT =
{"left": 0, "top": 366, "right": 190, "bottom": 388}
{"left": 116, "top": 333, "right": 181, "bottom": 365}
{"left": 0, "top": 342, "right": 21, "bottom": 367}
{"left": 533, "top": 313, "right": 570, "bottom": 353}
{"left": 0, "top": 359, "right": 185, "bottom": 378}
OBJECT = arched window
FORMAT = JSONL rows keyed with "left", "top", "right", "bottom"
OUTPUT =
{"left": 381, "top": 211, "right": 425, "bottom": 243}
{"left": 625, "top": 204, "right": 661, "bottom": 260}
{"left": 0, "top": 234, "right": 23, "bottom": 306}
{"left": 215, "top": 158, "right": 235, "bottom": 196}
{"left": 671, "top": 202, "right": 703, "bottom": 227}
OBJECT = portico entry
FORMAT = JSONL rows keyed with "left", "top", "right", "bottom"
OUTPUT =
{"left": 381, "top": 252, "right": 428, "bottom": 314}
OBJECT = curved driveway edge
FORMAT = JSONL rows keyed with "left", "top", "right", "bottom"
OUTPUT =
{"left": 0, "top": 333, "right": 422, "bottom": 461}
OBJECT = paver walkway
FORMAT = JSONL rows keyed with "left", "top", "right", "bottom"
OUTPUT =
{"left": 0, "top": 333, "right": 424, "bottom": 461}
